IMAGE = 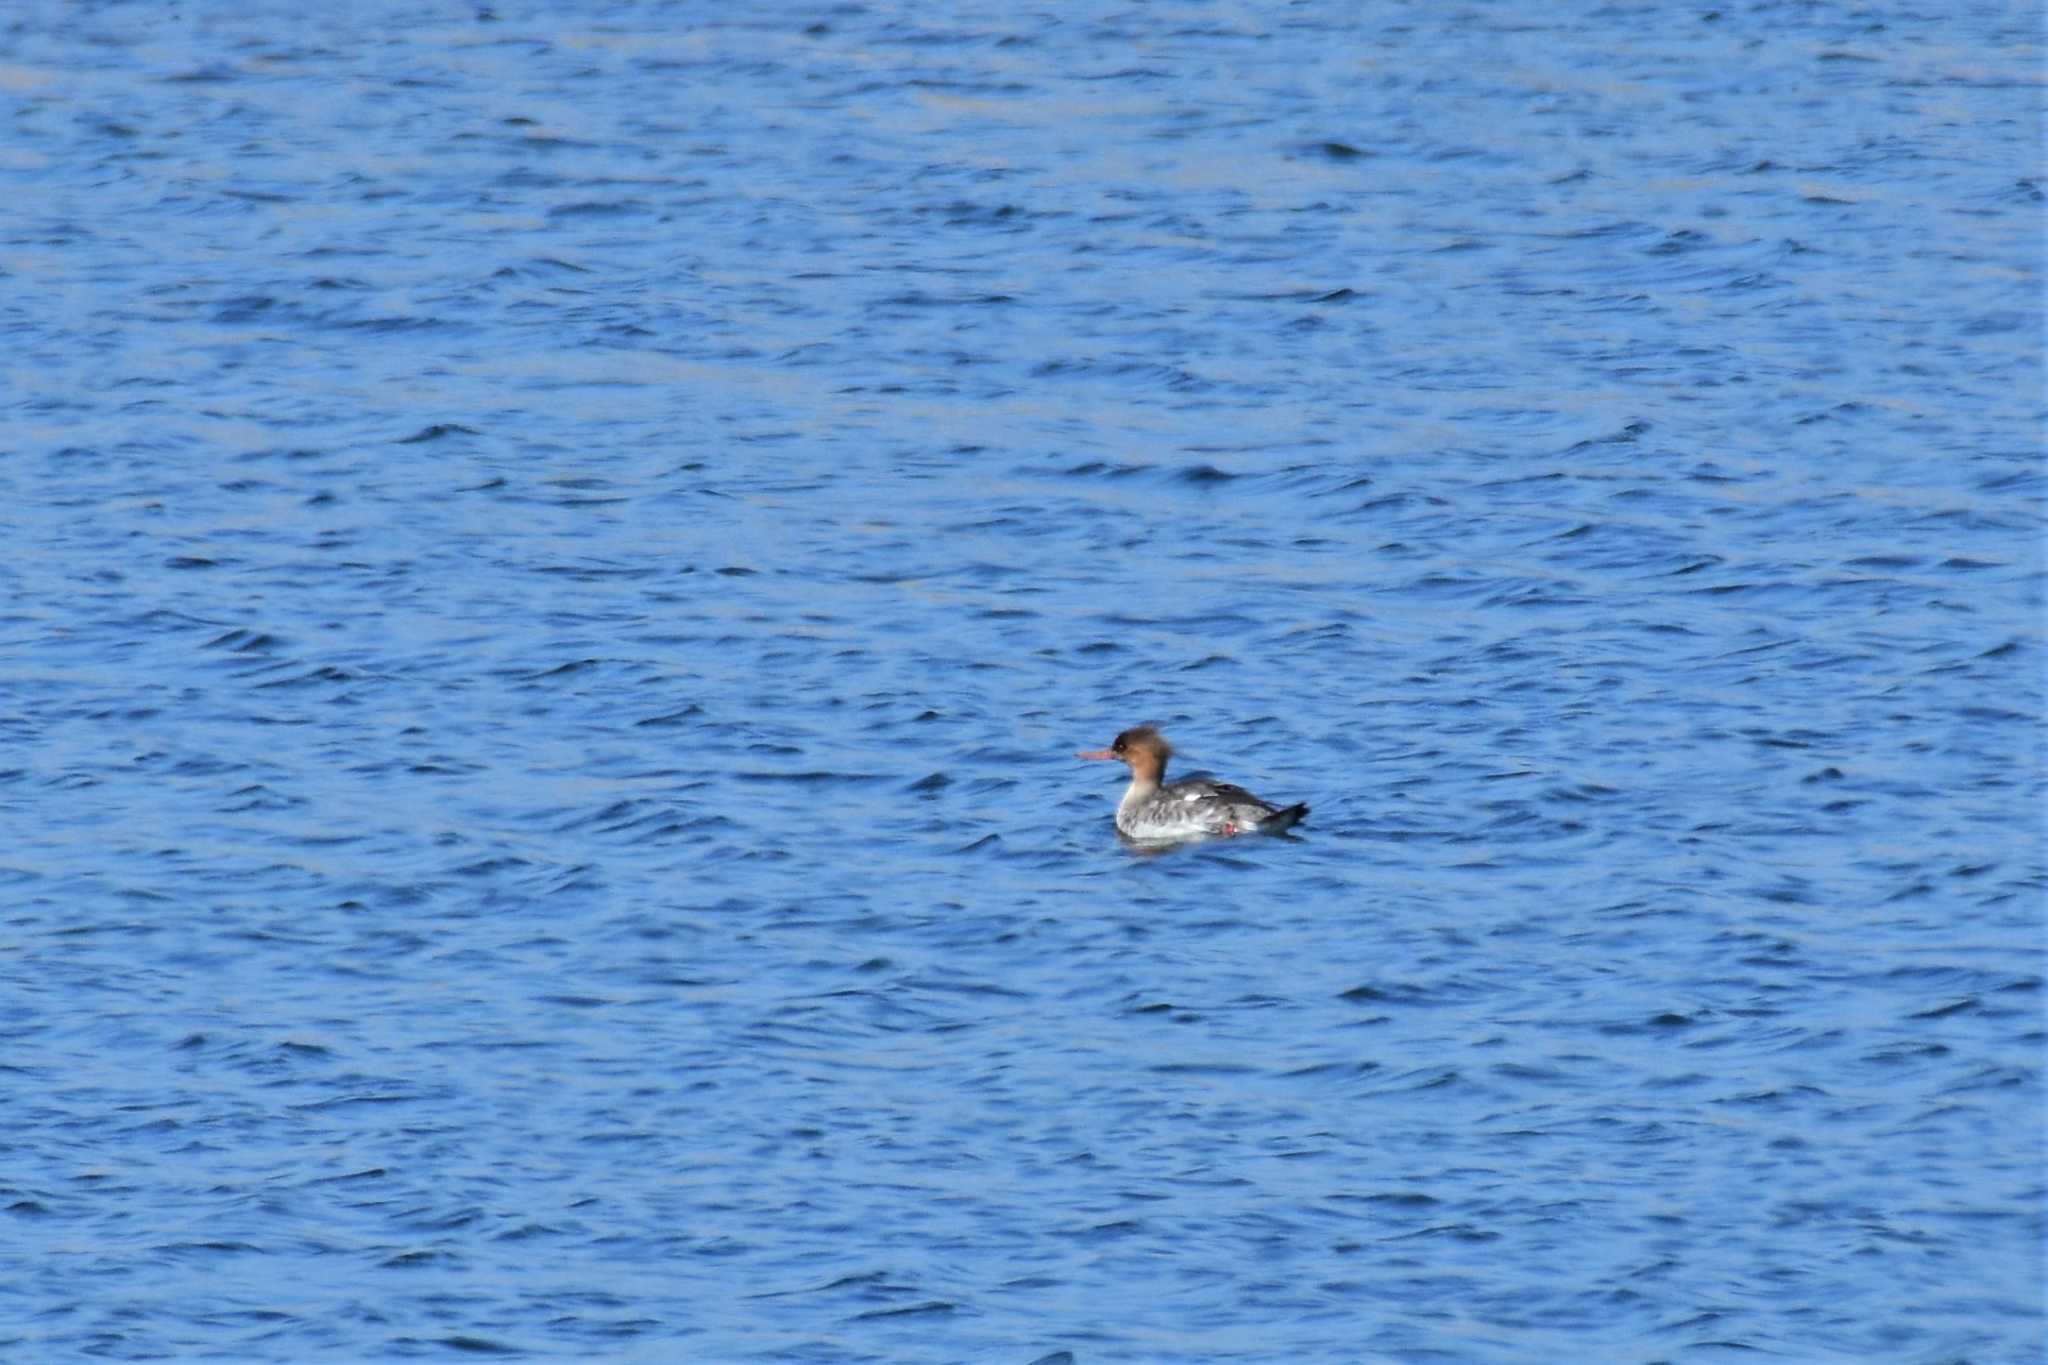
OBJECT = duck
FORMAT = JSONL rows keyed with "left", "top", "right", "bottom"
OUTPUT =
{"left": 1076, "top": 725, "right": 1308, "bottom": 842}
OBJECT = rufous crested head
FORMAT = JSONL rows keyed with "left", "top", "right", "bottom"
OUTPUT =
{"left": 1111, "top": 725, "right": 1171, "bottom": 764}
{"left": 1076, "top": 724, "right": 1173, "bottom": 778}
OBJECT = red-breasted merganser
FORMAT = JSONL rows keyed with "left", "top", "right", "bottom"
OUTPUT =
{"left": 1077, "top": 725, "right": 1309, "bottom": 842}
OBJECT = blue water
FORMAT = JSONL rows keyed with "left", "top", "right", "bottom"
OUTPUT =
{"left": 4, "top": 2, "right": 2042, "bottom": 1360}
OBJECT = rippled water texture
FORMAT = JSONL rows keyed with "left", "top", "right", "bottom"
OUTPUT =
{"left": 3, "top": 2, "right": 2043, "bottom": 1360}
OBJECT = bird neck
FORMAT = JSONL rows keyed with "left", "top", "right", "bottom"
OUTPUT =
{"left": 1120, "top": 769, "right": 1162, "bottom": 814}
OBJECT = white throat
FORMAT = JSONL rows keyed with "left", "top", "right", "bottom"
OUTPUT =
{"left": 1116, "top": 773, "right": 1161, "bottom": 826}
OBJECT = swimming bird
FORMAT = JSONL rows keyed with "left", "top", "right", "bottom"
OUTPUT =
{"left": 1076, "top": 725, "right": 1308, "bottom": 842}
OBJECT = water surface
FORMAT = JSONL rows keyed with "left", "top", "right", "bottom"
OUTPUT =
{"left": 2, "top": 2, "right": 2042, "bottom": 1360}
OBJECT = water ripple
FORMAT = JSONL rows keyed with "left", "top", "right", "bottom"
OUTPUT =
{"left": 0, "top": 1, "right": 2038, "bottom": 1361}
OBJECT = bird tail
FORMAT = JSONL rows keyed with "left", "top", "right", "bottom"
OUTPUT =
{"left": 1258, "top": 802, "right": 1309, "bottom": 833}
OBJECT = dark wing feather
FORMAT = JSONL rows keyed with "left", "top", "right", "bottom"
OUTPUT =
{"left": 1202, "top": 781, "right": 1276, "bottom": 812}
{"left": 1167, "top": 774, "right": 1280, "bottom": 814}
